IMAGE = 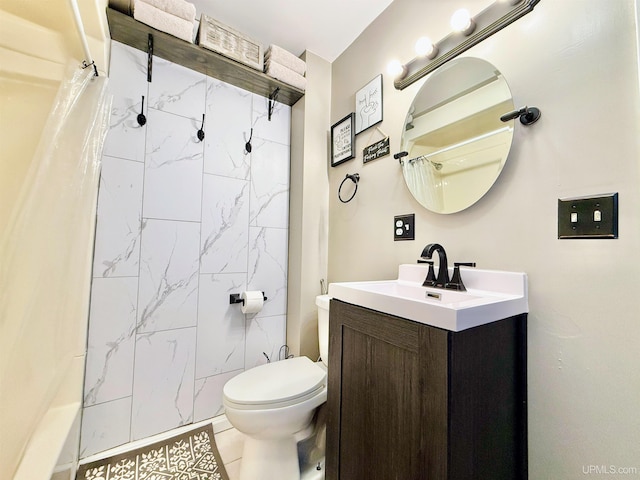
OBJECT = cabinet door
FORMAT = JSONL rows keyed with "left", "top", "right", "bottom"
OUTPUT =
{"left": 326, "top": 300, "right": 448, "bottom": 480}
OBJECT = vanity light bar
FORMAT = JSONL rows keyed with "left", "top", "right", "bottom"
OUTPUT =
{"left": 394, "top": 0, "right": 542, "bottom": 90}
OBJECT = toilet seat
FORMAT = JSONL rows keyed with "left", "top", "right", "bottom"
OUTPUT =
{"left": 223, "top": 356, "right": 326, "bottom": 410}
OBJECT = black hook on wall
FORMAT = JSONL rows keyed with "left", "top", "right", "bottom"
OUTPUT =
{"left": 245, "top": 128, "right": 253, "bottom": 153}
{"left": 197, "top": 114, "right": 205, "bottom": 141}
{"left": 137, "top": 96, "right": 147, "bottom": 126}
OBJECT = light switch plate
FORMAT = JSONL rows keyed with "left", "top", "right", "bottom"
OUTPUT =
{"left": 558, "top": 193, "right": 618, "bottom": 239}
{"left": 394, "top": 214, "right": 415, "bottom": 241}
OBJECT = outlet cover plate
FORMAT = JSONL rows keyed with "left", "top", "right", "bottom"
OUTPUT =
{"left": 394, "top": 214, "right": 415, "bottom": 241}
{"left": 558, "top": 193, "right": 618, "bottom": 239}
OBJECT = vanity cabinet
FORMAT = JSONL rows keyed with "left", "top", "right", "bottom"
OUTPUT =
{"left": 326, "top": 299, "right": 527, "bottom": 480}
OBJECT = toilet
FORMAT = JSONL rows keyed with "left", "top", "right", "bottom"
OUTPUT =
{"left": 223, "top": 295, "right": 331, "bottom": 480}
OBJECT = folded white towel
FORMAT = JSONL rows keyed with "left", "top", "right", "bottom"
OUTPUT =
{"left": 136, "top": 0, "right": 196, "bottom": 22}
{"left": 134, "top": 1, "right": 195, "bottom": 43}
{"left": 264, "top": 60, "right": 306, "bottom": 91}
{"left": 265, "top": 45, "right": 306, "bottom": 76}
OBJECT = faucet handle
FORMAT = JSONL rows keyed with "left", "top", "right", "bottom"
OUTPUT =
{"left": 421, "top": 260, "right": 437, "bottom": 287}
{"left": 445, "top": 262, "right": 476, "bottom": 291}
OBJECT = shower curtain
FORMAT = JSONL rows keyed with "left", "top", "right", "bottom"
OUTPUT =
{"left": 401, "top": 156, "right": 444, "bottom": 212}
{"left": 0, "top": 63, "right": 111, "bottom": 478}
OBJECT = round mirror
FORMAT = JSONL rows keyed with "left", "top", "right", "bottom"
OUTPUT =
{"left": 400, "top": 57, "right": 515, "bottom": 214}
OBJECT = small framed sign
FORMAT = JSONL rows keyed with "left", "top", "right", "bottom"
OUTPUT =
{"left": 355, "top": 74, "right": 383, "bottom": 135}
{"left": 363, "top": 137, "right": 390, "bottom": 163}
{"left": 331, "top": 113, "right": 355, "bottom": 167}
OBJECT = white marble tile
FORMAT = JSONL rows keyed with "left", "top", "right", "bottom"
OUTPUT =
{"left": 200, "top": 175, "right": 250, "bottom": 274}
{"left": 204, "top": 78, "right": 252, "bottom": 179}
{"left": 196, "top": 273, "right": 246, "bottom": 378}
{"left": 248, "top": 227, "right": 288, "bottom": 318}
{"left": 137, "top": 219, "right": 200, "bottom": 333}
{"left": 149, "top": 56, "right": 206, "bottom": 119}
{"left": 103, "top": 41, "right": 148, "bottom": 162}
{"left": 193, "top": 370, "right": 242, "bottom": 422}
{"left": 92, "top": 156, "right": 143, "bottom": 278}
{"left": 252, "top": 93, "right": 291, "bottom": 146}
{"left": 84, "top": 277, "right": 138, "bottom": 406}
{"left": 143, "top": 108, "right": 203, "bottom": 222}
{"left": 244, "top": 315, "right": 287, "bottom": 368}
{"left": 79, "top": 397, "right": 132, "bottom": 458}
{"left": 249, "top": 139, "right": 290, "bottom": 229}
{"left": 131, "top": 327, "right": 196, "bottom": 441}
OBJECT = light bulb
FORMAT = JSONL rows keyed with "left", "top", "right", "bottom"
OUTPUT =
{"left": 450, "top": 8, "right": 475, "bottom": 35}
{"left": 387, "top": 60, "right": 407, "bottom": 79}
{"left": 415, "top": 37, "right": 435, "bottom": 58}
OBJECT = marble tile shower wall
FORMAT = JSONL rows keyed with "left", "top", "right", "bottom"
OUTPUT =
{"left": 79, "top": 41, "right": 291, "bottom": 457}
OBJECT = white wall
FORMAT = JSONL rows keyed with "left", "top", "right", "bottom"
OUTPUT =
{"left": 329, "top": 0, "right": 640, "bottom": 477}
{"left": 80, "top": 41, "right": 291, "bottom": 457}
{"left": 288, "top": 50, "right": 332, "bottom": 360}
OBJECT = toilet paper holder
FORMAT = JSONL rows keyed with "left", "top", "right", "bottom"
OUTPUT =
{"left": 229, "top": 292, "right": 268, "bottom": 305}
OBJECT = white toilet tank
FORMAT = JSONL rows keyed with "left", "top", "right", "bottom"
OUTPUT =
{"left": 316, "top": 295, "right": 330, "bottom": 366}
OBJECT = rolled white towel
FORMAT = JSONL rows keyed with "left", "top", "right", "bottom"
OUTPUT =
{"left": 135, "top": 0, "right": 196, "bottom": 22}
{"left": 264, "top": 60, "right": 306, "bottom": 91}
{"left": 265, "top": 45, "right": 306, "bottom": 77}
{"left": 134, "top": 1, "right": 195, "bottom": 43}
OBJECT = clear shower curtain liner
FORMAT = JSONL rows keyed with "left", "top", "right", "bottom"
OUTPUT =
{"left": 401, "top": 157, "right": 444, "bottom": 212}
{"left": 0, "top": 63, "right": 111, "bottom": 396}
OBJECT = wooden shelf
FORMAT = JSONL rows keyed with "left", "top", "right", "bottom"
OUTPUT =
{"left": 106, "top": 8, "right": 304, "bottom": 106}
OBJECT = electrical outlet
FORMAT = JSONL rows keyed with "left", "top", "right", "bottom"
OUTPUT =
{"left": 558, "top": 193, "right": 618, "bottom": 239}
{"left": 394, "top": 214, "right": 415, "bottom": 241}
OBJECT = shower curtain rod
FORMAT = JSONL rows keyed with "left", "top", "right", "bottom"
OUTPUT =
{"left": 67, "top": 0, "right": 99, "bottom": 76}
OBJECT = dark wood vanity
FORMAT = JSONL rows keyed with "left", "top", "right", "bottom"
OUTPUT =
{"left": 326, "top": 299, "right": 527, "bottom": 480}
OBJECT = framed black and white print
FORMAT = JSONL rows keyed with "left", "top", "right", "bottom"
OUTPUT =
{"left": 331, "top": 113, "right": 355, "bottom": 167}
{"left": 355, "top": 74, "right": 383, "bottom": 135}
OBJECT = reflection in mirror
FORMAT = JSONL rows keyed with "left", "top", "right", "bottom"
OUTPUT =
{"left": 400, "top": 57, "right": 515, "bottom": 214}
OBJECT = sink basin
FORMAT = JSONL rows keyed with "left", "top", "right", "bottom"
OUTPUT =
{"left": 328, "top": 264, "right": 528, "bottom": 331}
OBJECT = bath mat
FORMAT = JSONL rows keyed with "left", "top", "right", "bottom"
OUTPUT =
{"left": 76, "top": 423, "right": 229, "bottom": 480}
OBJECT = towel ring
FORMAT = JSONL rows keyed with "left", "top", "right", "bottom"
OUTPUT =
{"left": 338, "top": 173, "right": 360, "bottom": 203}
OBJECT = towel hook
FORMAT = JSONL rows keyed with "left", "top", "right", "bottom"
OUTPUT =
{"left": 197, "top": 114, "right": 205, "bottom": 141}
{"left": 137, "top": 96, "right": 147, "bottom": 126}
{"left": 245, "top": 128, "right": 253, "bottom": 153}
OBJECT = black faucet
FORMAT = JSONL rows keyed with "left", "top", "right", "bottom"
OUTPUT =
{"left": 420, "top": 243, "right": 449, "bottom": 288}
{"left": 447, "top": 262, "right": 476, "bottom": 291}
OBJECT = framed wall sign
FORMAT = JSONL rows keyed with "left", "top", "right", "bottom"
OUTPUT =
{"left": 331, "top": 113, "right": 355, "bottom": 167}
{"left": 363, "top": 137, "right": 390, "bottom": 163}
{"left": 355, "top": 74, "right": 383, "bottom": 135}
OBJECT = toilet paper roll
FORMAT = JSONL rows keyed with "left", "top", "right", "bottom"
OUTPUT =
{"left": 241, "top": 291, "right": 264, "bottom": 314}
